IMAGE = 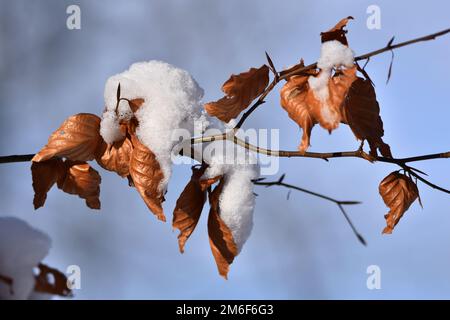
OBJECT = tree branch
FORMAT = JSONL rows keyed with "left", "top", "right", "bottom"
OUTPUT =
{"left": 233, "top": 28, "right": 450, "bottom": 130}
{"left": 253, "top": 174, "right": 366, "bottom": 246}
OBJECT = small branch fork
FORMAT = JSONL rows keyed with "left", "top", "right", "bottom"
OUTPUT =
{"left": 0, "top": 29, "right": 449, "bottom": 245}
{"left": 253, "top": 174, "right": 366, "bottom": 245}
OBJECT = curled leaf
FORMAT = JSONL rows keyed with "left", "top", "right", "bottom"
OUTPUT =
{"left": 321, "top": 16, "right": 353, "bottom": 45}
{"left": 379, "top": 171, "right": 419, "bottom": 234}
{"left": 208, "top": 179, "right": 238, "bottom": 279}
{"left": 57, "top": 161, "right": 101, "bottom": 209}
{"left": 32, "top": 113, "right": 102, "bottom": 162}
{"left": 31, "top": 158, "right": 66, "bottom": 209}
{"left": 129, "top": 135, "right": 166, "bottom": 221}
{"left": 96, "top": 138, "right": 133, "bottom": 178}
{"left": 172, "top": 166, "right": 207, "bottom": 253}
{"left": 280, "top": 67, "right": 357, "bottom": 153}
{"left": 342, "top": 77, "right": 392, "bottom": 157}
{"left": 205, "top": 65, "right": 269, "bottom": 122}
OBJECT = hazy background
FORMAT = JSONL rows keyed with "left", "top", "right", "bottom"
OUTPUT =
{"left": 0, "top": 0, "right": 449, "bottom": 299}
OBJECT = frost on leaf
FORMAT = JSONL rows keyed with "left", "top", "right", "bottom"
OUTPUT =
{"left": 129, "top": 134, "right": 166, "bottom": 221}
{"left": 31, "top": 158, "right": 66, "bottom": 209}
{"left": 57, "top": 161, "right": 101, "bottom": 209}
{"left": 32, "top": 113, "right": 103, "bottom": 162}
{"left": 280, "top": 67, "right": 357, "bottom": 153}
{"left": 207, "top": 179, "right": 238, "bottom": 279}
{"left": 379, "top": 171, "right": 420, "bottom": 234}
{"left": 172, "top": 166, "right": 208, "bottom": 253}
{"left": 342, "top": 77, "right": 392, "bottom": 157}
{"left": 205, "top": 65, "right": 269, "bottom": 122}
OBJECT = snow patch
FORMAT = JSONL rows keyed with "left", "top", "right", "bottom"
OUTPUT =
{"left": 0, "top": 217, "right": 51, "bottom": 300}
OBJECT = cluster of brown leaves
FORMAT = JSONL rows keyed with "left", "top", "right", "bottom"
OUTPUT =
{"left": 281, "top": 17, "right": 391, "bottom": 157}
{"left": 172, "top": 165, "right": 237, "bottom": 278}
{"left": 379, "top": 171, "right": 421, "bottom": 234}
{"left": 31, "top": 97, "right": 166, "bottom": 222}
{"left": 203, "top": 18, "right": 391, "bottom": 158}
{"left": 32, "top": 92, "right": 240, "bottom": 278}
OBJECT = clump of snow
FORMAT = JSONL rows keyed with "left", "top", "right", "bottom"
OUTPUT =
{"left": 100, "top": 110, "right": 124, "bottom": 144}
{"left": 0, "top": 217, "right": 51, "bottom": 300}
{"left": 308, "top": 40, "right": 354, "bottom": 128}
{"left": 101, "top": 61, "right": 207, "bottom": 192}
{"left": 316, "top": 40, "right": 354, "bottom": 70}
{"left": 202, "top": 132, "right": 260, "bottom": 252}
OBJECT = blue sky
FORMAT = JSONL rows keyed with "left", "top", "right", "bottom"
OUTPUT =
{"left": 0, "top": 0, "right": 449, "bottom": 299}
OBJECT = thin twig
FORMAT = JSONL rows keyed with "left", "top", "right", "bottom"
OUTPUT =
{"left": 254, "top": 174, "right": 366, "bottom": 245}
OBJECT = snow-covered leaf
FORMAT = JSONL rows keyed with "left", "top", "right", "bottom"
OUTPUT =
{"left": 280, "top": 67, "right": 357, "bottom": 153}
{"left": 207, "top": 179, "right": 238, "bottom": 279}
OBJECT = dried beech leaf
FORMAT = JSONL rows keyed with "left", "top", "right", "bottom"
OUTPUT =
{"left": 57, "top": 161, "right": 101, "bottom": 209}
{"left": 96, "top": 138, "right": 133, "bottom": 178}
{"left": 379, "top": 171, "right": 419, "bottom": 234}
{"left": 280, "top": 67, "right": 357, "bottom": 153}
{"left": 32, "top": 113, "right": 102, "bottom": 162}
{"left": 205, "top": 65, "right": 269, "bottom": 122}
{"left": 129, "top": 135, "right": 166, "bottom": 221}
{"left": 208, "top": 179, "right": 238, "bottom": 279}
{"left": 199, "top": 174, "right": 222, "bottom": 191}
{"left": 34, "top": 263, "right": 72, "bottom": 297}
{"left": 172, "top": 166, "right": 207, "bottom": 253}
{"left": 321, "top": 16, "right": 353, "bottom": 45}
{"left": 342, "top": 77, "right": 392, "bottom": 157}
{"left": 128, "top": 98, "right": 145, "bottom": 113}
{"left": 31, "top": 158, "right": 66, "bottom": 209}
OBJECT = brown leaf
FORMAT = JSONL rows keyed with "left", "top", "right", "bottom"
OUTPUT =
{"left": 31, "top": 158, "right": 66, "bottom": 209}
{"left": 280, "top": 67, "right": 357, "bottom": 153}
{"left": 172, "top": 166, "right": 207, "bottom": 253}
{"left": 32, "top": 113, "right": 103, "bottom": 162}
{"left": 199, "top": 174, "right": 222, "bottom": 191}
{"left": 321, "top": 16, "right": 353, "bottom": 45}
{"left": 34, "top": 263, "right": 72, "bottom": 297}
{"left": 129, "top": 135, "right": 166, "bottom": 221}
{"left": 128, "top": 98, "right": 145, "bottom": 113}
{"left": 205, "top": 65, "right": 269, "bottom": 122}
{"left": 342, "top": 77, "right": 392, "bottom": 157}
{"left": 96, "top": 137, "right": 133, "bottom": 178}
{"left": 57, "top": 161, "right": 101, "bottom": 209}
{"left": 379, "top": 171, "right": 419, "bottom": 234}
{"left": 208, "top": 179, "right": 238, "bottom": 279}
